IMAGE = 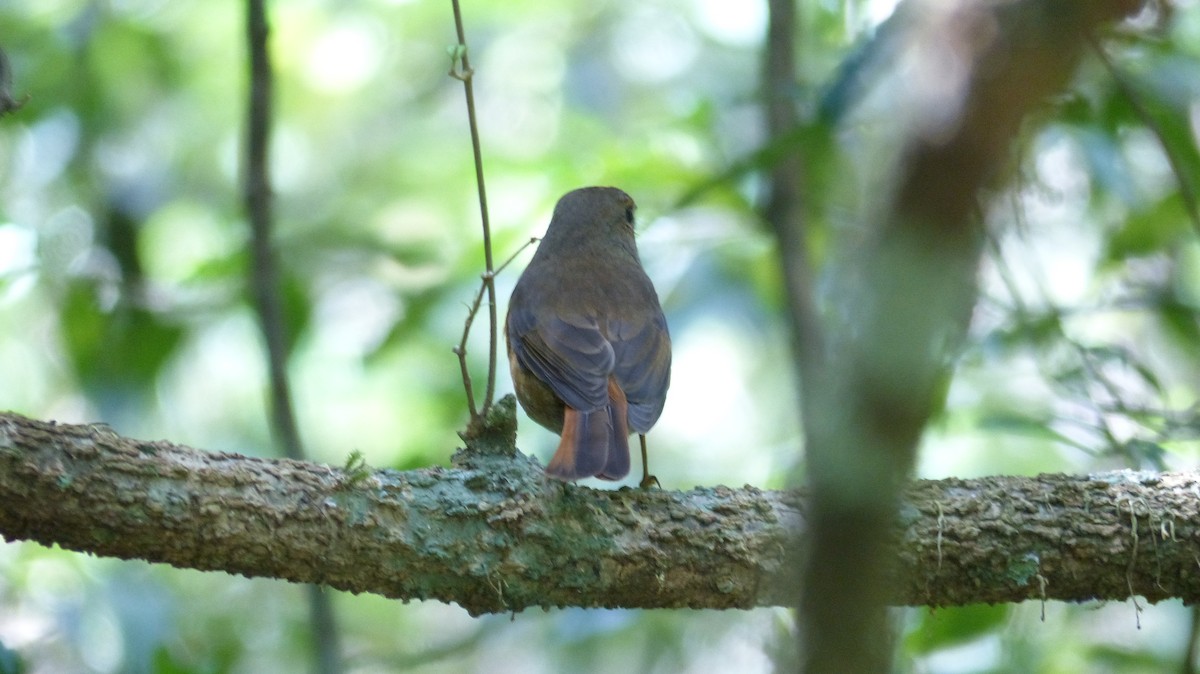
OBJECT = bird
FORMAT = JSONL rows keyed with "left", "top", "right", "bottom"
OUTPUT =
{"left": 506, "top": 186, "right": 671, "bottom": 487}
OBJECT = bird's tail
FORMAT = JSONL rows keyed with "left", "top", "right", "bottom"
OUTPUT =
{"left": 545, "top": 378, "right": 630, "bottom": 481}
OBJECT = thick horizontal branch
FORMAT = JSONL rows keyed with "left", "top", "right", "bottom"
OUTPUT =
{"left": 2, "top": 403, "right": 1199, "bottom": 614}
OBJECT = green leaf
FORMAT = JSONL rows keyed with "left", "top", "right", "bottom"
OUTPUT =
{"left": 1157, "top": 296, "right": 1200, "bottom": 347}
{"left": 1122, "top": 438, "right": 1166, "bottom": 470}
{"left": 60, "top": 281, "right": 185, "bottom": 405}
{"left": 1119, "top": 54, "right": 1200, "bottom": 228}
{"left": 905, "top": 604, "right": 1009, "bottom": 654}
{"left": 1107, "top": 193, "right": 1189, "bottom": 260}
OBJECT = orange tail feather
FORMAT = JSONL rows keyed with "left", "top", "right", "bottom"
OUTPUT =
{"left": 544, "top": 378, "right": 632, "bottom": 481}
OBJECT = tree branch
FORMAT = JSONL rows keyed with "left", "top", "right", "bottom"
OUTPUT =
{"left": 3, "top": 407, "right": 1200, "bottom": 615}
{"left": 243, "top": 1, "right": 342, "bottom": 669}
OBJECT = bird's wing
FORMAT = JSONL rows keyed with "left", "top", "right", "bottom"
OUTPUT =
{"left": 609, "top": 310, "right": 671, "bottom": 432}
{"left": 508, "top": 307, "right": 614, "bottom": 413}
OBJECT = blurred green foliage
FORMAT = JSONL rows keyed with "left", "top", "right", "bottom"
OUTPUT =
{"left": 1, "top": 1, "right": 1199, "bottom": 672}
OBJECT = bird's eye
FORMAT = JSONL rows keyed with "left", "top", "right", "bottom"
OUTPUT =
{"left": 624, "top": 207, "right": 635, "bottom": 223}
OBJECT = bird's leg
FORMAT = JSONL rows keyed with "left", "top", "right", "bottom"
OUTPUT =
{"left": 638, "top": 434, "right": 660, "bottom": 489}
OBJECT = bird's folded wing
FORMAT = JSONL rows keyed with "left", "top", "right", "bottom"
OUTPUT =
{"left": 609, "top": 312, "right": 671, "bottom": 431}
{"left": 509, "top": 311, "right": 614, "bottom": 413}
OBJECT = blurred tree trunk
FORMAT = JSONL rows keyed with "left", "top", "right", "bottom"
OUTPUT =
{"left": 757, "top": 1, "right": 1146, "bottom": 671}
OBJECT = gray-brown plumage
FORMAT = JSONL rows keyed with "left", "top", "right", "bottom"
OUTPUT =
{"left": 506, "top": 186, "right": 671, "bottom": 484}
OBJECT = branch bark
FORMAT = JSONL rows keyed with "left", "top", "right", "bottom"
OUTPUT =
{"left": 3, "top": 406, "right": 1200, "bottom": 615}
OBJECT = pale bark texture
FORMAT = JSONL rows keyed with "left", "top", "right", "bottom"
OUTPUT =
{"left": 3, "top": 405, "right": 1200, "bottom": 615}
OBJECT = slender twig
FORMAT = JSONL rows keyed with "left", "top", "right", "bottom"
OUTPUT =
{"left": 453, "top": 237, "right": 539, "bottom": 416}
{"left": 449, "top": 0, "right": 498, "bottom": 420}
{"left": 496, "top": 238, "right": 539, "bottom": 276}
{"left": 1089, "top": 34, "right": 1200, "bottom": 238}
{"left": 243, "top": 2, "right": 341, "bottom": 672}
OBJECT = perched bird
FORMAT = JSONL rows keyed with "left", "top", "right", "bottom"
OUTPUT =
{"left": 506, "top": 186, "right": 671, "bottom": 486}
